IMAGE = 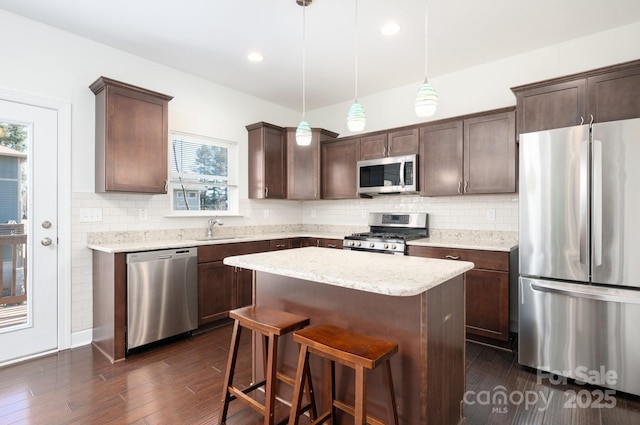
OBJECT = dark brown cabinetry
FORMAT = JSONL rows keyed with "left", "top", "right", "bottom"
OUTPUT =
{"left": 512, "top": 59, "right": 640, "bottom": 137}
{"left": 197, "top": 241, "right": 270, "bottom": 326}
{"left": 420, "top": 107, "right": 516, "bottom": 196}
{"left": 407, "top": 245, "right": 517, "bottom": 344}
{"left": 321, "top": 137, "right": 361, "bottom": 199}
{"left": 359, "top": 129, "right": 419, "bottom": 160}
{"left": 304, "top": 238, "right": 343, "bottom": 249}
{"left": 285, "top": 127, "right": 338, "bottom": 200}
{"left": 90, "top": 76, "right": 172, "bottom": 194}
{"left": 246, "top": 122, "right": 287, "bottom": 199}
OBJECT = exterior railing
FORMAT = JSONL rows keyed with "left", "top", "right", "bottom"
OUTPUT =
{"left": 1, "top": 233, "right": 27, "bottom": 305}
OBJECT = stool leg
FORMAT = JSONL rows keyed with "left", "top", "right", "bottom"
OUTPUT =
{"left": 382, "top": 359, "right": 399, "bottom": 425}
{"left": 354, "top": 364, "right": 366, "bottom": 425}
{"left": 303, "top": 358, "right": 317, "bottom": 420}
{"left": 288, "top": 344, "right": 310, "bottom": 425}
{"left": 220, "top": 320, "right": 242, "bottom": 424}
{"left": 328, "top": 359, "right": 336, "bottom": 422}
{"left": 264, "top": 333, "right": 278, "bottom": 425}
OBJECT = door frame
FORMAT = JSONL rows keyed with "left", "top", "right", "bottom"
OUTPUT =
{"left": 0, "top": 88, "right": 72, "bottom": 358}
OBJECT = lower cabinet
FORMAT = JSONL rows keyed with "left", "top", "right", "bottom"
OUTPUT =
{"left": 197, "top": 240, "right": 270, "bottom": 326}
{"left": 407, "top": 245, "right": 517, "bottom": 344}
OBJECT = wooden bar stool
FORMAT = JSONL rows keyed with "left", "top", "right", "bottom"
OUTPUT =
{"left": 288, "top": 324, "right": 399, "bottom": 425}
{"left": 219, "top": 305, "right": 317, "bottom": 425}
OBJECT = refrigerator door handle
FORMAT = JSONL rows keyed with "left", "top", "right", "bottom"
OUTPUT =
{"left": 593, "top": 139, "right": 603, "bottom": 266}
{"left": 531, "top": 281, "right": 640, "bottom": 305}
{"left": 579, "top": 139, "right": 589, "bottom": 266}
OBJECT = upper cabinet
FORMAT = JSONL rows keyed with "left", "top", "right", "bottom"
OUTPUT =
{"left": 286, "top": 127, "right": 338, "bottom": 200}
{"left": 90, "top": 76, "right": 173, "bottom": 194}
{"left": 512, "top": 59, "right": 640, "bottom": 138}
{"left": 359, "top": 128, "right": 419, "bottom": 160}
{"left": 420, "top": 107, "right": 516, "bottom": 196}
{"left": 246, "top": 122, "right": 287, "bottom": 199}
{"left": 321, "top": 136, "right": 361, "bottom": 199}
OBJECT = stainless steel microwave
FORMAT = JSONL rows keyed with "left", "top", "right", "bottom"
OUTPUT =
{"left": 357, "top": 154, "right": 418, "bottom": 195}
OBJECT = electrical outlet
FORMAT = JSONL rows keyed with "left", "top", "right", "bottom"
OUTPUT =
{"left": 486, "top": 209, "right": 496, "bottom": 222}
{"left": 138, "top": 209, "right": 148, "bottom": 221}
{"left": 311, "top": 210, "right": 316, "bottom": 218}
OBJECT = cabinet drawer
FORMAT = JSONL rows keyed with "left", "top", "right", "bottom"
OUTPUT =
{"left": 198, "top": 240, "right": 270, "bottom": 263}
{"left": 407, "top": 246, "right": 508, "bottom": 271}
{"left": 270, "top": 239, "right": 291, "bottom": 250}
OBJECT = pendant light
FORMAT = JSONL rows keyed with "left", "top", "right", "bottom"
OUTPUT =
{"left": 295, "top": 0, "right": 313, "bottom": 146}
{"left": 347, "top": 0, "right": 365, "bottom": 132}
{"left": 415, "top": 0, "right": 438, "bottom": 117}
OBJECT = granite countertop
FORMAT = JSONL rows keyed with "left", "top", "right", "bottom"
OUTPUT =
{"left": 223, "top": 246, "right": 474, "bottom": 297}
{"left": 86, "top": 232, "right": 345, "bottom": 253}
{"left": 407, "top": 236, "right": 518, "bottom": 252}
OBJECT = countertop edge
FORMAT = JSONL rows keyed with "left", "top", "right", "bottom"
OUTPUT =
{"left": 224, "top": 247, "right": 475, "bottom": 296}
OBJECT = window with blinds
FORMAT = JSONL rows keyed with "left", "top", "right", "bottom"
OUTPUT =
{"left": 169, "top": 131, "right": 238, "bottom": 214}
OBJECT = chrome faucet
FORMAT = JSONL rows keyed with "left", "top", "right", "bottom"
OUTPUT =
{"left": 207, "top": 217, "right": 223, "bottom": 238}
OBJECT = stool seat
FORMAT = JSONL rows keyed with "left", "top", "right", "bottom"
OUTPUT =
{"left": 230, "top": 305, "right": 310, "bottom": 336}
{"left": 288, "top": 324, "right": 399, "bottom": 425}
{"left": 219, "top": 306, "right": 316, "bottom": 425}
{"left": 292, "top": 324, "right": 398, "bottom": 370}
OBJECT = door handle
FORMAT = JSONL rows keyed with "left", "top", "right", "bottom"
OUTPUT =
{"left": 41, "top": 237, "right": 53, "bottom": 246}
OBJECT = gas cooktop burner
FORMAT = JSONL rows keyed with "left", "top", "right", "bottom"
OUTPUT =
{"left": 343, "top": 212, "right": 428, "bottom": 255}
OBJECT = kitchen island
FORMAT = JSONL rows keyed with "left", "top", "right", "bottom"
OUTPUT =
{"left": 224, "top": 247, "right": 474, "bottom": 425}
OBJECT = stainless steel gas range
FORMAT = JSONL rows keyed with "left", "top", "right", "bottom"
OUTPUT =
{"left": 343, "top": 212, "right": 428, "bottom": 255}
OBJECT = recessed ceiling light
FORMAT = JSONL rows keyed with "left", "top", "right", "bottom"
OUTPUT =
{"left": 381, "top": 21, "right": 401, "bottom": 36}
{"left": 247, "top": 52, "right": 264, "bottom": 62}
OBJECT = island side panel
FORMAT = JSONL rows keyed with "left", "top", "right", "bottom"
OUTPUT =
{"left": 254, "top": 271, "right": 465, "bottom": 425}
{"left": 424, "top": 273, "right": 466, "bottom": 425}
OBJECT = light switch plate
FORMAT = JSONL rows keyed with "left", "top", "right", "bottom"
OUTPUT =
{"left": 79, "top": 208, "right": 102, "bottom": 222}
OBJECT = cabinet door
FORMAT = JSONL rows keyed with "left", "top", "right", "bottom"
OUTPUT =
{"left": 197, "top": 261, "right": 234, "bottom": 325}
{"left": 419, "top": 120, "right": 463, "bottom": 196}
{"left": 465, "top": 269, "right": 510, "bottom": 341}
{"left": 286, "top": 128, "right": 320, "bottom": 200}
{"left": 587, "top": 64, "right": 640, "bottom": 123}
{"left": 321, "top": 138, "right": 361, "bottom": 199}
{"left": 359, "top": 133, "right": 388, "bottom": 160}
{"left": 514, "top": 79, "right": 586, "bottom": 137}
{"left": 247, "top": 122, "right": 286, "bottom": 199}
{"left": 92, "top": 78, "right": 171, "bottom": 194}
{"left": 387, "top": 128, "right": 419, "bottom": 157}
{"left": 234, "top": 267, "right": 254, "bottom": 309}
{"left": 463, "top": 109, "right": 516, "bottom": 194}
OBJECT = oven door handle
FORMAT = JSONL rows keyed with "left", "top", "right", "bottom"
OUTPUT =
{"left": 400, "top": 159, "right": 406, "bottom": 188}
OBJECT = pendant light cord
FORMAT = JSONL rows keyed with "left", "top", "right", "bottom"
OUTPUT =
{"left": 424, "top": 0, "right": 429, "bottom": 80}
{"left": 302, "top": 3, "right": 307, "bottom": 119}
{"left": 354, "top": 0, "right": 359, "bottom": 102}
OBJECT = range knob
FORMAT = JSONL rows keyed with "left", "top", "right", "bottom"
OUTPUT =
{"left": 356, "top": 241, "right": 362, "bottom": 247}
{"left": 369, "top": 242, "right": 375, "bottom": 248}
{"left": 391, "top": 244, "right": 397, "bottom": 250}
{"left": 383, "top": 243, "right": 389, "bottom": 249}
{"left": 348, "top": 241, "right": 354, "bottom": 247}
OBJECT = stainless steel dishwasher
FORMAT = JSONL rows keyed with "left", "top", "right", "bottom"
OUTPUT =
{"left": 126, "top": 247, "right": 198, "bottom": 350}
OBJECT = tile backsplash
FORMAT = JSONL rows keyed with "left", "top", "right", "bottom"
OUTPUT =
{"left": 70, "top": 191, "right": 518, "bottom": 339}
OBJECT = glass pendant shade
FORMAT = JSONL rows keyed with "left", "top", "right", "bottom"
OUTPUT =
{"left": 347, "top": 102, "right": 366, "bottom": 132}
{"left": 295, "top": 120, "right": 312, "bottom": 146}
{"left": 415, "top": 79, "right": 438, "bottom": 117}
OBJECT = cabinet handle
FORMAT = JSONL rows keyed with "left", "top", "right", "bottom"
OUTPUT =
{"left": 328, "top": 244, "right": 337, "bottom": 248}
{"left": 445, "top": 255, "right": 460, "bottom": 260}
{"left": 316, "top": 240, "right": 320, "bottom": 247}
{"left": 265, "top": 187, "right": 269, "bottom": 198}
{"left": 457, "top": 182, "right": 462, "bottom": 194}
{"left": 589, "top": 114, "right": 594, "bottom": 125}
{"left": 275, "top": 244, "right": 286, "bottom": 248}
{"left": 382, "top": 146, "right": 386, "bottom": 157}
{"left": 579, "top": 116, "right": 584, "bottom": 126}
{"left": 464, "top": 181, "right": 469, "bottom": 193}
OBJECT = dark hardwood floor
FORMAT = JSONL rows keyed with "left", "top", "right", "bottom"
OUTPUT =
{"left": 1, "top": 323, "right": 639, "bottom": 424}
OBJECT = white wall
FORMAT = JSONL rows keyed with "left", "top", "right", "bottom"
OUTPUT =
{"left": 2, "top": 7, "right": 639, "bottom": 342}
{"left": 309, "top": 21, "right": 640, "bottom": 135}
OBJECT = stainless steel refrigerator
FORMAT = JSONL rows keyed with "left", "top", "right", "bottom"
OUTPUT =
{"left": 519, "top": 118, "right": 640, "bottom": 396}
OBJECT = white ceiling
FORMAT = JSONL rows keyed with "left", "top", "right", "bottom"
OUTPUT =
{"left": 1, "top": 0, "right": 639, "bottom": 111}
